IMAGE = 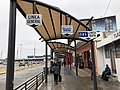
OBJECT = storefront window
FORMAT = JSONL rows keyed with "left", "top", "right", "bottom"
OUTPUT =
{"left": 105, "top": 45, "right": 110, "bottom": 58}
{"left": 115, "top": 40, "right": 120, "bottom": 58}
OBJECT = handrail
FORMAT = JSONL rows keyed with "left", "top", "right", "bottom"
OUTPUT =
{"left": 14, "top": 71, "right": 45, "bottom": 90}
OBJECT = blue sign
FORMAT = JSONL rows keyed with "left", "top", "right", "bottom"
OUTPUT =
{"left": 61, "top": 25, "right": 73, "bottom": 35}
{"left": 63, "top": 28, "right": 71, "bottom": 32}
{"left": 79, "top": 32, "right": 88, "bottom": 37}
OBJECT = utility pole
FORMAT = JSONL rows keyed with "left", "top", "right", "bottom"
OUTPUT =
{"left": 34, "top": 45, "right": 36, "bottom": 62}
{"left": 16, "top": 47, "right": 19, "bottom": 59}
{"left": 1, "top": 51, "right": 2, "bottom": 60}
{"left": 34, "top": 45, "right": 36, "bottom": 58}
{"left": 20, "top": 44, "right": 22, "bottom": 62}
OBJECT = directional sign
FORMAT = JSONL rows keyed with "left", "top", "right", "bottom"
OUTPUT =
{"left": 61, "top": 25, "right": 73, "bottom": 37}
{"left": 79, "top": 31, "right": 97, "bottom": 39}
{"left": 89, "top": 31, "right": 97, "bottom": 38}
{"left": 26, "top": 14, "right": 42, "bottom": 28}
{"left": 79, "top": 32, "right": 88, "bottom": 37}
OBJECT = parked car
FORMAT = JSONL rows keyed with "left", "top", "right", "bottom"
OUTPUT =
{"left": 19, "top": 63, "right": 25, "bottom": 66}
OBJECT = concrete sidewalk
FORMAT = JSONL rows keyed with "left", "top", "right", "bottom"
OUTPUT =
{"left": 39, "top": 65, "right": 120, "bottom": 90}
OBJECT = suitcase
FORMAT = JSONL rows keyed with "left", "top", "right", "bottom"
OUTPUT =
{"left": 59, "top": 74, "right": 62, "bottom": 82}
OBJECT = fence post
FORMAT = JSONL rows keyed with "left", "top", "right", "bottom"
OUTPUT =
{"left": 25, "top": 83, "right": 27, "bottom": 90}
{"left": 42, "top": 72, "right": 44, "bottom": 82}
{"left": 36, "top": 75, "right": 38, "bottom": 90}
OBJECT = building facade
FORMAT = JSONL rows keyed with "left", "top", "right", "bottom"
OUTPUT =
{"left": 76, "top": 42, "right": 98, "bottom": 72}
{"left": 97, "top": 30, "right": 120, "bottom": 82}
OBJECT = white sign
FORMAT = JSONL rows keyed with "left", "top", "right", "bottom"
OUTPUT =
{"left": 61, "top": 25, "right": 73, "bottom": 37}
{"left": 89, "top": 31, "right": 97, "bottom": 38}
{"left": 113, "top": 30, "right": 120, "bottom": 41}
{"left": 79, "top": 31, "right": 97, "bottom": 39}
{"left": 26, "top": 14, "right": 42, "bottom": 27}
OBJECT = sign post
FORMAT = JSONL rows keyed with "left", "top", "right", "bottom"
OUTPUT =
{"left": 26, "top": 14, "right": 42, "bottom": 28}
{"left": 79, "top": 31, "right": 98, "bottom": 90}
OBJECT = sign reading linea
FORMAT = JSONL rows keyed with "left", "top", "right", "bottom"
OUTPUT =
{"left": 26, "top": 14, "right": 42, "bottom": 27}
{"left": 61, "top": 25, "right": 73, "bottom": 37}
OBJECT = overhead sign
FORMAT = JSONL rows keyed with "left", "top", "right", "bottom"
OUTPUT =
{"left": 79, "top": 31, "right": 97, "bottom": 39}
{"left": 61, "top": 25, "right": 73, "bottom": 37}
{"left": 26, "top": 14, "right": 42, "bottom": 28}
{"left": 79, "top": 32, "right": 88, "bottom": 37}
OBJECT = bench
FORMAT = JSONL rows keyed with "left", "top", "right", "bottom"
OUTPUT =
{"left": 106, "top": 74, "right": 117, "bottom": 81}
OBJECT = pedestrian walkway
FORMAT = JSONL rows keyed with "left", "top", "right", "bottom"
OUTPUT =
{"left": 39, "top": 65, "right": 120, "bottom": 90}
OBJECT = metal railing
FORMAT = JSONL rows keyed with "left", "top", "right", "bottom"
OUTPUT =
{"left": 14, "top": 71, "right": 45, "bottom": 90}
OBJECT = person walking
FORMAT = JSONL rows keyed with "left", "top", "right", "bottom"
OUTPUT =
{"left": 88, "top": 58, "right": 93, "bottom": 80}
{"left": 52, "top": 63, "right": 60, "bottom": 85}
{"left": 63, "top": 60, "right": 66, "bottom": 68}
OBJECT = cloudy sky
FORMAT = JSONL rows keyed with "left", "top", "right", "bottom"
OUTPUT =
{"left": 0, "top": 0, "right": 120, "bottom": 59}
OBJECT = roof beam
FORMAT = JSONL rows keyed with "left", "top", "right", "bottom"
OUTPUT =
{"left": 73, "top": 23, "right": 80, "bottom": 38}
{"left": 65, "top": 15, "right": 68, "bottom": 25}
{"left": 53, "top": 43, "right": 56, "bottom": 50}
{"left": 60, "top": 13, "right": 62, "bottom": 38}
{"left": 42, "top": 21, "right": 52, "bottom": 40}
{"left": 16, "top": 3, "right": 26, "bottom": 18}
{"left": 35, "top": 7, "right": 52, "bottom": 40}
{"left": 57, "top": 43, "right": 59, "bottom": 48}
{"left": 86, "top": 16, "right": 94, "bottom": 26}
{"left": 69, "top": 18, "right": 72, "bottom": 25}
{"left": 48, "top": 9, "right": 57, "bottom": 38}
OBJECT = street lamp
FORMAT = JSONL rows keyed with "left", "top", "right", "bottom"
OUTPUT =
{"left": 1, "top": 51, "right": 2, "bottom": 60}
{"left": 20, "top": 44, "right": 22, "bottom": 62}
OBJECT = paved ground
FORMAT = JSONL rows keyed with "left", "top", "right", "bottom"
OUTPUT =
{"left": 39, "top": 65, "right": 120, "bottom": 90}
{"left": 0, "top": 62, "right": 45, "bottom": 90}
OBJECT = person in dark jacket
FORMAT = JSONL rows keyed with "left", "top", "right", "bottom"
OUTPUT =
{"left": 52, "top": 63, "right": 60, "bottom": 85}
{"left": 88, "top": 58, "right": 93, "bottom": 80}
{"left": 101, "top": 64, "right": 111, "bottom": 81}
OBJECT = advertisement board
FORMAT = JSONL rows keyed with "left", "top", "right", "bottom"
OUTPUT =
{"left": 91, "top": 16, "right": 117, "bottom": 32}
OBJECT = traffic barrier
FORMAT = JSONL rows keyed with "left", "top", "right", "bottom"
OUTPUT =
{"left": 14, "top": 71, "right": 45, "bottom": 90}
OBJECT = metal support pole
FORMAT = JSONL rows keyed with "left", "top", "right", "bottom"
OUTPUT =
{"left": 33, "top": 2, "right": 36, "bottom": 14}
{"left": 74, "top": 40, "right": 78, "bottom": 76}
{"left": 51, "top": 49, "right": 53, "bottom": 59}
{"left": 70, "top": 54, "right": 71, "bottom": 70}
{"left": 90, "top": 40, "right": 98, "bottom": 90}
{"left": 45, "top": 41, "right": 48, "bottom": 83}
{"left": 6, "top": 0, "right": 16, "bottom": 90}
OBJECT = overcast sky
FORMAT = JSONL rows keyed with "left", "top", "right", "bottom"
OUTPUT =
{"left": 0, "top": 0, "right": 120, "bottom": 59}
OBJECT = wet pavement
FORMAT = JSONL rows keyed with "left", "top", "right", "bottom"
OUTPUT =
{"left": 39, "top": 65, "right": 120, "bottom": 90}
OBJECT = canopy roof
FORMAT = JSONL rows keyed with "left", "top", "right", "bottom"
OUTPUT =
{"left": 48, "top": 42, "right": 74, "bottom": 53}
{"left": 80, "top": 17, "right": 93, "bottom": 26}
{"left": 17, "top": 0, "right": 91, "bottom": 42}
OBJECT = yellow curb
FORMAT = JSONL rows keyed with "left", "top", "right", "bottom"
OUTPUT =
{"left": 0, "top": 69, "right": 6, "bottom": 75}
{"left": 0, "top": 64, "right": 41, "bottom": 75}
